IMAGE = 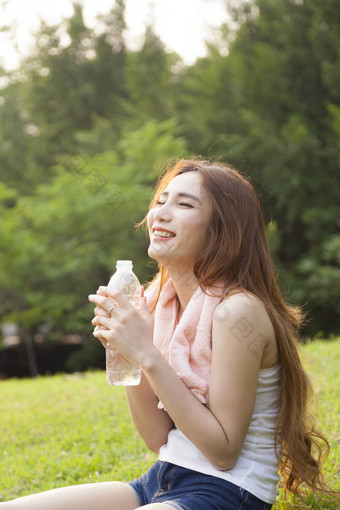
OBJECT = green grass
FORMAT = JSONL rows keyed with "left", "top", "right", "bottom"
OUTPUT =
{"left": 0, "top": 339, "right": 339, "bottom": 507}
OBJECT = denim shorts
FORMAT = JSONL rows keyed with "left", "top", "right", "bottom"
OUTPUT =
{"left": 128, "top": 461, "right": 273, "bottom": 510}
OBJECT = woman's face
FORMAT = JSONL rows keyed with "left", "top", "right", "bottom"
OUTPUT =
{"left": 147, "top": 171, "right": 212, "bottom": 274}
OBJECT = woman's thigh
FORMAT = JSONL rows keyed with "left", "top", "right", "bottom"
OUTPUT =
{"left": 0, "top": 481, "right": 139, "bottom": 510}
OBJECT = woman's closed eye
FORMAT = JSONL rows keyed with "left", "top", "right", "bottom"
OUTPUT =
{"left": 155, "top": 200, "right": 194, "bottom": 208}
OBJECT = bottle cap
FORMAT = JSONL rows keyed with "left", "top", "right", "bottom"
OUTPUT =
{"left": 116, "top": 260, "right": 133, "bottom": 268}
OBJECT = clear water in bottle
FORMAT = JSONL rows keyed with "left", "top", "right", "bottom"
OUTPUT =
{"left": 106, "top": 260, "right": 142, "bottom": 386}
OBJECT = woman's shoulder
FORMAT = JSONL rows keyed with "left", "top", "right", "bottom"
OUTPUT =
{"left": 217, "top": 288, "right": 264, "bottom": 312}
{"left": 214, "top": 289, "right": 278, "bottom": 368}
{"left": 214, "top": 289, "right": 275, "bottom": 339}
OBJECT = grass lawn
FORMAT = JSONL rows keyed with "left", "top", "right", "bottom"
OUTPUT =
{"left": 0, "top": 339, "right": 339, "bottom": 508}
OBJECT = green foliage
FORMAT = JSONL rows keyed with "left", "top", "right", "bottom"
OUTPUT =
{"left": 0, "top": 82, "right": 43, "bottom": 193}
{"left": 126, "top": 26, "right": 179, "bottom": 125}
{"left": 0, "top": 0, "right": 339, "bottom": 341}
{"left": 22, "top": 2, "right": 129, "bottom": 151}
{"left": 291, "top": 235, "right": 340, "bottom": 334}
{"left": 176, "top": 0, "right": 340, "bottom": 334}
{"left": 0, "top": 339, "right": 339, "bottom": 507}
{"left": 0, "top": 120, "right": 186, "bottom": 340}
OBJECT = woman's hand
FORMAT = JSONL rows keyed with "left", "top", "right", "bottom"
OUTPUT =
{"left": 90, "top": 289, "right": 114, "bottom": 348}
{"left": 88, "top": 286, "right": 156, "bottom": 368}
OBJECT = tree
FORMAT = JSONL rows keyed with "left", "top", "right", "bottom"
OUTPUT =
{"left": 181, "top": 0, "right": 340, "bottom": 334}
{"left": 1, "top": 0, "right": 339, "bottom": 338}
{"left": 19, "top": 2, "right": 129, "bottom": 157}
{"left": 0, "top": 81, "right": 32, "bottom": 191}
{"left": 0, "top": 121, "right": 187, "bottom": 358}
{"left": 126, "top": 25, "right": 179, "bottom": 125}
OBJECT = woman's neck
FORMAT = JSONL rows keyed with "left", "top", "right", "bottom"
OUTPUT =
{"left": 169, "top": 271, "right": 199, "bottom": 317}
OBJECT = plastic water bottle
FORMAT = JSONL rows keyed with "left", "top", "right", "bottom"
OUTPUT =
{"left": 106, "top": 260, "right": 142, "bottom": 386}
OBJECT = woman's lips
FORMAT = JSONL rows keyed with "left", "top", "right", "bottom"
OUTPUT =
{"left": 152, "top": 227, "right": 176, "bottom": 240}
{"left": 152, "top": 229, "right": 176, "bottom": 241}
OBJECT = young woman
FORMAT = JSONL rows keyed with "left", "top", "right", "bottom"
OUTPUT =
{"left": 1, "top": 159, "right": 330, "bottom": 509}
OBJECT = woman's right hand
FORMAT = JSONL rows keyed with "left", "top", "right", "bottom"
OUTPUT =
{"left": 91, "top": 288, "right": 116, "bottom": 348}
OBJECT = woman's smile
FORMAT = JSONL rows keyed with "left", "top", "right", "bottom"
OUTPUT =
{"left": 152, "top": 226, "right": 176, "bottom": 240}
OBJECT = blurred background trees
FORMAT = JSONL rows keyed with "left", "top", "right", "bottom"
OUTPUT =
{"left": 0, "top": 0, "right": 339, "bottom": 375}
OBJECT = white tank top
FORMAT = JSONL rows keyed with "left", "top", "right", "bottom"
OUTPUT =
{"left": 159, "top": 364, "right": 281, "bottom": 504}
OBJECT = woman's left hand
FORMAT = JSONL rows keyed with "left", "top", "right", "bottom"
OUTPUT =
{"left": 88, "top": 286, "right": 155, "bottom": 368}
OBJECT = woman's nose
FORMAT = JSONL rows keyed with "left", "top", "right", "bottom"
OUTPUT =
{"left": 154, "top": 203, "right": 172, "bottom": 222}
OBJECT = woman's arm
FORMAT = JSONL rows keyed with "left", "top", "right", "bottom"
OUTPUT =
{"left": 140, "top": 293, "right": 271, "bottom": 469}
{"left": 90, "top": 291, "right": 174, "bottom": 452}
{"left": 90, "top": 288, "right": 272, "bottom": 470}
{"left": 125, "top": 374, "right": 174, "bottom": 453}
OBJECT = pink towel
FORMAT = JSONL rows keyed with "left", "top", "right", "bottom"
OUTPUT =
{"left": 146, "top": 277, "right": 227, "bottom": 408}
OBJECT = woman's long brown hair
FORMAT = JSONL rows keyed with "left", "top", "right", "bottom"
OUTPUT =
{"left": 139, "top": 157, "right": 331, "bottom": 497}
